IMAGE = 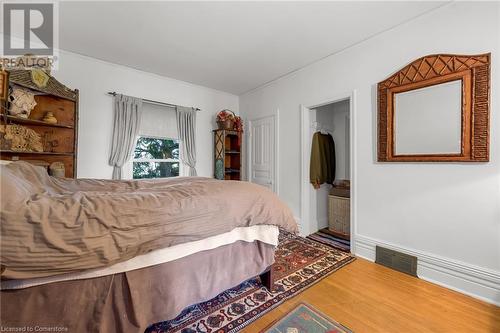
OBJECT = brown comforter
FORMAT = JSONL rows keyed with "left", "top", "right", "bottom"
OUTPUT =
{"left": 1, "top": 162, "right": 297, "bottom": 279}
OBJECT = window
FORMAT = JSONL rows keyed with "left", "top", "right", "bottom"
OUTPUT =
{"left": 133, "top": 136, "right": 180, "bottom": 179}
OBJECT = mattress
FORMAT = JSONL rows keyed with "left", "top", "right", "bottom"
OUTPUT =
{"left": 1, "top": 224, "right": 279, "bottom": 290}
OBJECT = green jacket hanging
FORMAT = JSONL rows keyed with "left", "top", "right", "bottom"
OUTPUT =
{"left": 310, "top": 132, "right": 336, "bottom": 189}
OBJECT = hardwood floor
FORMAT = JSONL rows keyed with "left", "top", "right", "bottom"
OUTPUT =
{"left": 243, "top": 258, "right": 500, "bottom": 333}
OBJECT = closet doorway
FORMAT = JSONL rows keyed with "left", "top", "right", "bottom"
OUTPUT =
{"left": 300, "top": 92, "right": 355, "bottom": 252}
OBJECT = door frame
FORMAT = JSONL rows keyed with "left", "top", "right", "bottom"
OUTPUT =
{"left": 300, "top": 91, "right": 356, "bottom": 252}
{"left": 247, "top": 110, "right": 280, "bottom": 195}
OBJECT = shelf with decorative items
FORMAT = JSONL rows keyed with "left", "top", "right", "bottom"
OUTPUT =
{"left": 1, "top": 114, "right": 74, "bottom": 128}
{"left": 0, "top": 67, "right": 79, "bottom": 178}
{"left": 0, "top": 150, "right": 73, "bottom": 155}
{"left": 213, "top": 110, "right": 243, "bottom": 180}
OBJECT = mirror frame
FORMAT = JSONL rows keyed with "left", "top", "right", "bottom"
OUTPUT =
{"left": 378, "top": 53, "right": 490, "bottom": 162}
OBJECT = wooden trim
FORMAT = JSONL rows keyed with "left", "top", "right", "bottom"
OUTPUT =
{"left": 471, "top": 65, "right": 490, "bottom": 161}
{"left": 378, "top": 53, "right": 490, "bottom": 162}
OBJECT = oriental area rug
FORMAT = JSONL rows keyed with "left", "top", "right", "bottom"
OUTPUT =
{"left": 146, "top": 231, "right": 355, "bottom": 333}
{"left": 260, "top": 302, "right": 352, "bottom": 333}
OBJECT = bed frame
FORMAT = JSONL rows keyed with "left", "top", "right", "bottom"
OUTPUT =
{"left": 259, "top": 266, "right": 274, "bottom": 291}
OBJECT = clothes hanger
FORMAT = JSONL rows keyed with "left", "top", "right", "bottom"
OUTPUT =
{"left": 311, "top": 121, "right": 333, "bottom": 135}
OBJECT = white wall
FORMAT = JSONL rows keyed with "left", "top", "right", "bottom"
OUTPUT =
{"left": 316, "top": 100, "right": 350, "bottom": 180}
{"left": 52, "top": 51, "right": 239, "bottom": 179}
{"left": 240, "top": 2, "right": 500, "bottom": 304}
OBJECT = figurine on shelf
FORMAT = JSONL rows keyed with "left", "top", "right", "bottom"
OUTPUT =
{"left": 0, "top": 124, "right": 43, "bottom": 152}
{"left": 8, "top": 87, "right": 37, "bottom": 119}
{"left": 42, "top": 111, "right": 57, "bottom": 124}
{"left": 49, "top": 162, "right": 65, "bottom": 178}
{"left": 42, "top": 131, "right": 58, "bottom": 152}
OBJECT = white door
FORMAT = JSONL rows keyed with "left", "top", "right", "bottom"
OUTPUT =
{"left": 249, "top": 116, "right": 275, "bottom": 191}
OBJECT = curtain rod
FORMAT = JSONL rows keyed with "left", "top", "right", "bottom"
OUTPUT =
{"left": 107, "top": 92, "right": 201, "bottom": 111}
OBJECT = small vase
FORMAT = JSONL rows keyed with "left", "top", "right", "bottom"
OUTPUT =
{"left": 42, "top": 111, "right": 57, "bottom": 124}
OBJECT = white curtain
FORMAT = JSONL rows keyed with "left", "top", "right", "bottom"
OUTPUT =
{"left": 108, "top": 94, "right": 143, "bottom": 179}
{"left": 176, "top": 106, "right": 197, "bottom": 176}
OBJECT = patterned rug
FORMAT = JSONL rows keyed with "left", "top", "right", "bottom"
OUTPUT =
{"left": 261, "top": 302, "right": 352, "bottom": 333}
{"left": 307, "top": 229, "right": 350, "bottom": 252}
{"left": 146, "top": 231, "right": 355, "bottom": 333}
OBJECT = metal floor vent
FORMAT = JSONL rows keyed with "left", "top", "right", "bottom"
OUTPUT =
{"left": 375, "top": 246, "right": 417, "bottom": 277}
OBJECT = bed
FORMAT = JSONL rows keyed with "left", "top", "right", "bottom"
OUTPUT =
{"left": 0, "top": 161, "right": 297, "bottom": 332}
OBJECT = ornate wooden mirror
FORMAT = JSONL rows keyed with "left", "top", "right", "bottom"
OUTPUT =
{"left": 378, "top": 53, "right": 490, "bottom": 162}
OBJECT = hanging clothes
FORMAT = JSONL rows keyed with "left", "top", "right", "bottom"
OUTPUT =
{"left": 310, "top": 131, "right": 336, "bottom": 189}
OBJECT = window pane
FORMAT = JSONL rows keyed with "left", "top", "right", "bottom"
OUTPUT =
{"left": 133, "top": 162, "right": 179, "bottom": 179}
{"left": 134, "top": 137, "right": 179, "bottom": 159}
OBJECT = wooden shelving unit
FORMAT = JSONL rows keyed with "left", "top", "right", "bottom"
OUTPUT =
{"left": 213, "top": 129, "right": 242, "bottom": 180}
{"left": 0, "top": 150, "right": 74, "bottom": 156}
{"left": 0, "top": 69, "right": 79, "bottom": 178}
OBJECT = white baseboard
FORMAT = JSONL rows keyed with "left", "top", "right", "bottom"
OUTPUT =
{"left": 317, "top": 217, "right": 328, "bottom": 230}
{"left": 354, "top": 235, "right": 500, "bottom": 306}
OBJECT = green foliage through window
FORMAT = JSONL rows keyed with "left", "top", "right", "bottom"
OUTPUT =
{"left": 133, "top": 137, "right": 180, "bottom": 179}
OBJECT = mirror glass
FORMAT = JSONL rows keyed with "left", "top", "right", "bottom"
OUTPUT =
{"left": 394, "top": 80, "right": 462, "bottom": 155}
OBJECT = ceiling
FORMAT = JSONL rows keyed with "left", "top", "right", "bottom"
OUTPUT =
{"left": 59, "top": 1, "right": 446, "bottom": 95}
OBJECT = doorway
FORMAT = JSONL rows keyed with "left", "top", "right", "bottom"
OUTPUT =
{"left": 300, "top": 92, "right": 355, "bottom": 252}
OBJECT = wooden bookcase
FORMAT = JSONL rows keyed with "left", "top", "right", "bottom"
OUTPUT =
{"left": 213, "top": 129, "right": 241, "bottom": 180}
{"left": 0, "top": 70, "right": 79, "bottom": 178}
